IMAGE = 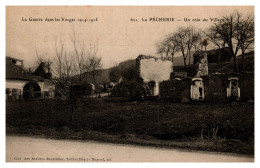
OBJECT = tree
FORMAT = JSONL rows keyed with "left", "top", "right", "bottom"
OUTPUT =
{"left": 34, "top": 46, "right": 53, "bottom": 78}
{"left": 156, "top": 37, "right": 171, "bottom": 60}
{"left": 201, "top": 38, "right": 210, "bottom": 51}
{"left": 53, "top": 36, "right": 73, "bottom": 93}
{"left": 193, "top": 32, "right": 204, "bottom": 52}
{"left": 237, "top": 14, "right": 254, "bottom": 60}
{"left": 157, "top": 34, "right": 179, "bottom": 63}
{"left": 87, "top": 54, "right": 102, "bottom": 85}
{"left": 35, "top": 31, "right": 102, "bottom": 124}
{"left": 204, "top": 27, "right": 228, "bottom": 63}
{"left": 35, "top": 36, "right": 77, "bottom": 123}
{"left": 173, "top": 27, "right": 200, "bottom": 66}
{"left": 69, "top": 30, "right": 102, "bottom": 122}
{"left": 167, "top": 34, "right": 179, "bottom": 63}
{"left": 186, "top": 27, "right": 201, "bottom": 64}
{"left": 71, "top": 30, "right": 90, "bottom": 83}
{"left": 209, "top": 11, "right": 254, "bottom": 72}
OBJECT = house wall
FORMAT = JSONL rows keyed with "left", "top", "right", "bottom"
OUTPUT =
{"left": 195, "top": 53, "right": 208, "bottom": 77}
{"left": 6, "top": 79, "right": 28, "bottom": 94}
{"left": 42, "top": 82, "right": 55, "bottom": 92}
{"left": 40, "top": 81, "right": 55, "bottom": 98}
{"left": 159, "top": 78, "right": 191, "bottom": 102}
{"left": 204, "top": 75, "right": 227, "bottom": 102}
{"left": 190, "top": 80, "right": 205, "bottom": 100}
{"left": 204, "top": 73, "right": 254, "bottom": 102}
{"left": 137, "top": 57, "right": 173, "bottom": 83}
{"left": 6, "top": 79, "right": 55, "bottom": 98}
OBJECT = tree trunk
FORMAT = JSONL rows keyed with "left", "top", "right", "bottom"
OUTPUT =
{"left": 93, "top": 73, "right": 96, "bottom": 85}
{"left": 68, "top": 104, "right": 75, "bottom": 124}
{"left": 183, "top": 57, "right": 187, "bottom": 66}
{"left": 188, "top": 50, "right": 191, "bottom": 65}
{"left": 68, "top": 99, "right": 77, "bottom": 124}
{"left": 166, "top": 52, "right": 169, "bottom": 60}
{"left": 217, "top": 47, "right": 221, "bottom": 63}
{"left": 79, "top": 72, "right": 82, "bottom": 83}
{"left": 241, "top": 50, "right": 245, "bottom": 60}
{"left": 228, "top": 43, "right": 238, "bottom": 73}
{"left": 232, "top": 54, "right": 238, "bottom": 73}
{"left": 217, "top": 51, "right": 220, "bottom": 63}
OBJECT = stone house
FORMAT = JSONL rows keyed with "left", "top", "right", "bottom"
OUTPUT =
{"left": 6, "top": 57, "right": 55, "bottom": 100}
{"left": 136, "top": 55, "right": 173, "bottom": 96}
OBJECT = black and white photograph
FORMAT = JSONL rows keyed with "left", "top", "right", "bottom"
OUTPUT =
{"left": 5, "top": 5, "right": 255, "bottom": 163}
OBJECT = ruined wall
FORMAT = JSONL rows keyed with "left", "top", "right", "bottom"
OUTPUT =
{"left": 159, "top": 79, "right": 191, "bottom": 102}
{"left": 41, "top": 80, "right": 55, "bottom": 92}
{"left": 42, "top": 80, "right": 55, "bottom": 98}
{"left": 204, "top": 73, "right": 254, "bottom": 102}
{"left": 195, "top": 53, "right": 208, "bottom": 77}
{"left": 239, "top": 73, "right": 254, "bottom": 101}
{"left": 193, "top": 48, "right": 232, "bottom": 64}
{"left": 136, "top": 55, "right": 173, "bottom": 82}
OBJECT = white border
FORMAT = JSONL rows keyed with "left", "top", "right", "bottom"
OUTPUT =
{"left": 1, "top": 1, "right": 258, "bottom": 168}
{"left": 2, "top": 0, "right": 256, "bottom": 6}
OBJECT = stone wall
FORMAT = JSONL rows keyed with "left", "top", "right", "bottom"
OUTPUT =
{"left": 136, "top": 55, "right": 173, "bottom": 83}
{"left": 6, "top": 79, "right": 55, "bottom": 99}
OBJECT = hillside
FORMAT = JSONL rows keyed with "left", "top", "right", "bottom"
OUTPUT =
{"left": 70, "top": 59, "right": 136, "bottom": 85}
{"left": 172, "top": 51, "right": 195, "bottom": 66}
{"left": 70, "top": 68, "right": 110, "bottom": 85}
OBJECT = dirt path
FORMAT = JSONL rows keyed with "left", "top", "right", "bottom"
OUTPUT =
{"left": 6, "top": 135, "right": 254, "bottom": 162}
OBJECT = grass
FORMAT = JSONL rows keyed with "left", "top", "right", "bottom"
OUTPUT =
{"left": 6, "top": 98, "right": 254, "bottom": 156}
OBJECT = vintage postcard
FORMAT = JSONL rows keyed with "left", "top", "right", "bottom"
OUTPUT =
{"left": 6, "top": 6, "right": 254, "bottom": 162}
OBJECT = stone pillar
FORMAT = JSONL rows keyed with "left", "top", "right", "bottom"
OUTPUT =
{"left": 196, "top": 53, "right": 208, "bottom": 77}
{"left": 154, "top": 81, "right": 160, "bottom": 96}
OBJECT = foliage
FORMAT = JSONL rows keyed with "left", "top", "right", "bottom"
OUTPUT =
{"left": 208, "top": 11, "right": 254, "bottom": 72}
{"left": 157, "top": 27, "right": 201, "bottom": 66}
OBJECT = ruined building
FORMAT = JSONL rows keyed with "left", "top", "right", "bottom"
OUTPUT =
{"left": 6, "top": 57, "right": 55, "bottom": 100}
{"left": 112, "top": 51, "right": 250, "bottom": 102}
{"left": 136, "top": 55, "right": 173, "bottom": 96}
{"left": 160, "top": 52, "right": 208, "bottom": 102}
{"left": 111, "top": 55, "right": 173, "bottom": 100}
{"left": 193, "top": 47, "right": 232, "bottom": 64}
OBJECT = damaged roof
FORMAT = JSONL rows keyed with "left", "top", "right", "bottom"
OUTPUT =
{"left": 136, "top": 54, "right": 172, "bottom": 62}
{"left": 136, "top": 55, "right": 157, "bottom": 60}
{"left": 6, "top": 57, "right": 44, "bottom": 81}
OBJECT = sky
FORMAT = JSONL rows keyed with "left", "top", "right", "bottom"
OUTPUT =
{"left": 6, "top": 6, "right": 254, "bottom": 69}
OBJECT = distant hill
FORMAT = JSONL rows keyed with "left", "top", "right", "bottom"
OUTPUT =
{"left": 69, "top": 59, "right": 137, "bottom": 85}
{"left": 237, "top": 51, "right": 254, "bottom": 60}
{"left": 172, "top": 51, "right": 195, "bottom": 66}
{"left": 118, "top": 59, "right": 136, "bottom": 68}
{"left": 70, "top": 68, "right": 110, "bottom": 85}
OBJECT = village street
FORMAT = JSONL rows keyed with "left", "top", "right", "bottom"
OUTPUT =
{"left": 6, "top": 135, "right": 253, "bottom": 162}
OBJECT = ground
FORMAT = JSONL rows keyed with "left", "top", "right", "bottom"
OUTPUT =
{"left": 6, "top": 98, "right": 254, "bottom": 156}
